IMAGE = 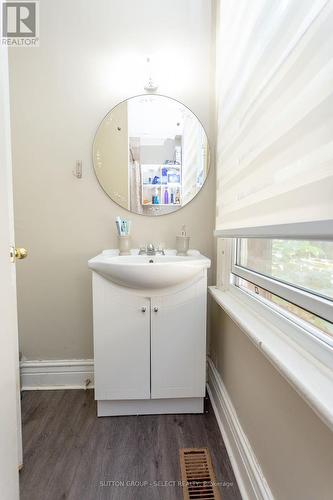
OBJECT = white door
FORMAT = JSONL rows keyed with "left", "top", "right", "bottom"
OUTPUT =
{"left": 93, "top": 274, "right": 151, "bottom": 400}
{"left": 150, "top": 274, "right": 207, "bottom": 399}
{"left": 0, "top": 49, "right": 22, "bottom": 499}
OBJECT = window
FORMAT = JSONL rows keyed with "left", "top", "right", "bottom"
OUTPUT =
{"left": 232, "top": 239, "right": 333, "bottom": 345}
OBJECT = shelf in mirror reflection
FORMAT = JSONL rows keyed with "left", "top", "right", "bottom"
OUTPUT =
{"left": 142, "top": 183, "right": 181, "bottom": 187}
{"left": 143, "top": 203, "right": 181, "bottom": 206}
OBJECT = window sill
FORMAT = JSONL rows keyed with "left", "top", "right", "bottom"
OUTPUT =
{"left": 208, "top": 285, "right": 333, "bottom": 431}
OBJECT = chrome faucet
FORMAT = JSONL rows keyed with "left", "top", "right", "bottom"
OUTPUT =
{"left": 146, "top": 243, "right": 155, "bottom": 255}
{"left": 139, "top": 243, "right": 165, "bottom": 256}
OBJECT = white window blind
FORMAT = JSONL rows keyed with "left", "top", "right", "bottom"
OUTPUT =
{"left": 215, "top": 0, "right": 333, "bottom": 238}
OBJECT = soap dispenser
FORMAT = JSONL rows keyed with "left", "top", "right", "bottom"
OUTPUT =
{"left": 176, "top": 225, "right": 190, "bottom": 256}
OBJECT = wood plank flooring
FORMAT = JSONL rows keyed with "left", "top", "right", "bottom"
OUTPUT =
{"left": 20, "top": 390, "right": 241, "bottom": 500}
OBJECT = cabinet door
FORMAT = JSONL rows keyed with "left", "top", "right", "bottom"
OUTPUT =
{"left": 151, "top": 274, "right": 207, "bottom": 399}
{"left": 93, "top": 273, "right": 150, "bottom": 400}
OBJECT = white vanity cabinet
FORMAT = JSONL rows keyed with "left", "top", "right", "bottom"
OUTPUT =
{"left": 93, "top": 273, "right": 151, "bottom": 402}
{"left": 150, "top": 277, "right": 206, "bottom": 400}
{"left": 91, "top": 263, "right": 209, "bottom": 417}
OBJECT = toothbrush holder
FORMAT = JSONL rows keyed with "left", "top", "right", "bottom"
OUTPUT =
{"left": 176, "top": 235, "right": 190, "bottom": 256}
{"left": 118, "top": 235, "right": 131, "bottom": 256}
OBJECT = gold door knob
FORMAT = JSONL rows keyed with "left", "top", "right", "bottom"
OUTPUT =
{"left": 16, "top": 247, "right": 28, "bottom": 259}
{"left": 10, "top": 246, "right": 28, "bottom": 262}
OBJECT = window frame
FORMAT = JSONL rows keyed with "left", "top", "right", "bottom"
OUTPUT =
{"left": 231, "top": 238, "right": 333, "bottom": 325}
{"left": 212, "top": 237, "right": 333, "bottom": 430}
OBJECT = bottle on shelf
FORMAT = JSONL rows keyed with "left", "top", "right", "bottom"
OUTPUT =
{"left": 164, "top": 187, "right": 169, "bottom": 205}
{"left": 152, "top": 188, "right": 159, "bottom": 205}
{"left": 175, "top": 188, "right": 180, "bottom": 204}
{"left": 162, "top": 167, "right": 168, "bottom": 185}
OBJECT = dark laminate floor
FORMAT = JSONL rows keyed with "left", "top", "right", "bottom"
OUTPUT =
{"left": 20, "top": 390, "right": 241, "bottom": 500}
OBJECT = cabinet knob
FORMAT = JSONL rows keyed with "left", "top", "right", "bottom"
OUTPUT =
{"left": 141, "top": 307, "right": 147, "bottom": 313}
{"left": 153, "top": 307, "right": 159, "bottom": 312}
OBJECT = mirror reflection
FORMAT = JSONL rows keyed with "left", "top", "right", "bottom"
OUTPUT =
{"left": 93, "top": 95, "right": 210, "bottom": 215}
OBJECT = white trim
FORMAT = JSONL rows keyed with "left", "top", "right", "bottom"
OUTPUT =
{"left": 209, "top": 286, "right": 333, "bottom": 431}
{"left": 207, "top": 358, "right": 274, "bottom": 500}
{"left": 20, "top": 359, "right": 94, "bottom": 390}
{"left": 214, "top": 219, "right": 333, "bottom": 240}
{"left": 232, "top": 264, "right": 333, "bottom": 324}
{"left": 216, "top": 238, "right": 232, "bottom": 291}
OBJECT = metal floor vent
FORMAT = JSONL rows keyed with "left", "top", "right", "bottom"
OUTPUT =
{"left": 179, "top": 448, "right": 222, "bottom": 499}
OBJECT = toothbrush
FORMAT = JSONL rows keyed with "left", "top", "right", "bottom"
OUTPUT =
{"left": 116, "top": 216, "right": 123, "bottom": 236}
{"left": 116, "top": 217, "right": 131, "bottom": 236}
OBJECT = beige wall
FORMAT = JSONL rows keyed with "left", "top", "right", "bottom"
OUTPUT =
{"left": 9, "top": 0, "right": 215, "bottom": 360}
{"left": 210, "top": 299, "right": 333, "bottom": 500}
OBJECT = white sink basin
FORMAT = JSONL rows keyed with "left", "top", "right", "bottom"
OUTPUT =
{"left": 88, "top": 253, "right": 211, "bottom": 289}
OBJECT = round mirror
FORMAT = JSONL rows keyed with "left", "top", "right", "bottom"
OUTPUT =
{"left": 93, "top": 95, "right": 210, "bottom": 216}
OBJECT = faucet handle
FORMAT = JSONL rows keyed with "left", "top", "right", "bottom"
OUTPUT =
{"left": 156, "top": 242, "right": 165, "bottom": 255}
{"left": 147, "top": 242, "right": 155, "bottom": 252}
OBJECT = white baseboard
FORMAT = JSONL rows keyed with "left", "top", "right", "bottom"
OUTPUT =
{"left": 207, "top": 357, "right": 274, "bottom": 500}
{"left": 20, "top": 359, "right": 94, "bottom": 390}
